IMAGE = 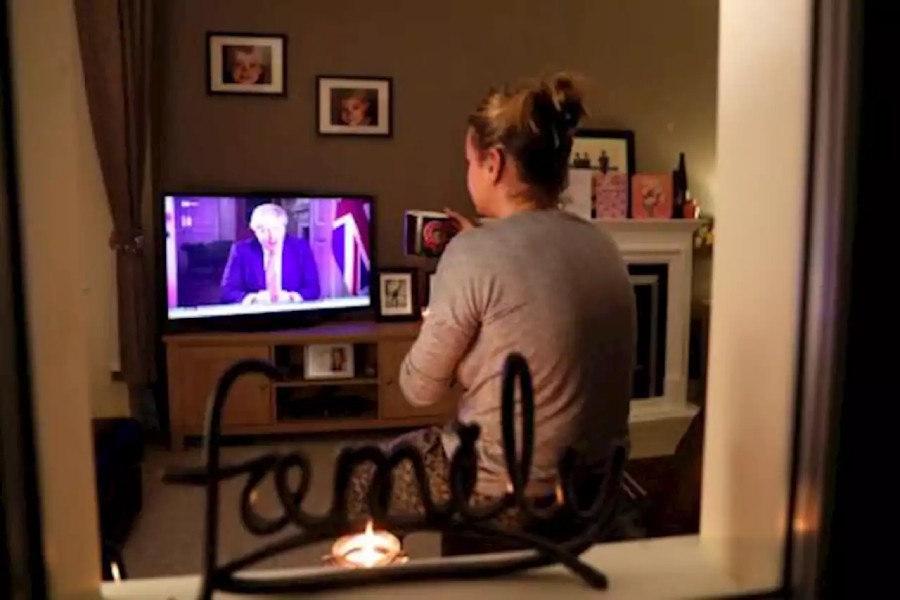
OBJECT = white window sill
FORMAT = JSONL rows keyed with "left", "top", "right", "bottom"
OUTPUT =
{"left": 102, "top": 536, "right": 771, "bottom": 599}
{"left": 629, "top": 401, "right": 700, "bottom": 459}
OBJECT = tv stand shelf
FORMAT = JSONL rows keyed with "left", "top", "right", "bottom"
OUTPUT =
{"left": 272, "top": 378, "right": 380, "bottom": 388}
{"left": 163, "top": 321, "right": 455, "bottom": 449}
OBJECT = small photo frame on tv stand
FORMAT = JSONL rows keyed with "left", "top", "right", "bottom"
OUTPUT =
{"left": 376, "top": 268, "right": 420, "bottom": 321}
{"left": 304, "top": 343, "right": 355, "bottom": 380}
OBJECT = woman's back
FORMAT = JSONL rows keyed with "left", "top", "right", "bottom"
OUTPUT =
{"left": 400, "top": 209, "right": 636, "bottom": 496}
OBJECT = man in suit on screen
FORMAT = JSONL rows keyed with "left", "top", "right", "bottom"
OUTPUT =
{"left": 220, "top": 203, "right": 321, "bottom": 304}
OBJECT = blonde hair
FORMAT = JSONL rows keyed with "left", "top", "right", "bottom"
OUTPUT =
{"left": 468, "top": 73, "right": 587, "bottom": 201}
{"left": 249, "top": 203, "right": 287, "bottom": 228}
{"left": 343, "top": 89, "right": 371, "bottom": 103}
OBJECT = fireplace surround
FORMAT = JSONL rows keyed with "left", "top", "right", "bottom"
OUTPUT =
{"left": 598, "top": 219, "right": 704, "bottom": 457}
{"left": 629, "top": 263, "right": 669, "bottom": 399}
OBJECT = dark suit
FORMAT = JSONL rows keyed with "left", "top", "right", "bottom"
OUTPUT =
{"left": 220, "top": 236, "right": 321, "bottom": 303}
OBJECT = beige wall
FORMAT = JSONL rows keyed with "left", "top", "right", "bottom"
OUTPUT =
{"left": 11, "top": 0, "right": 106, "bottom": 593}
{"left": 12, "top": 1, "right": 128, "bottom": 421}
{"left": 702, "top": 0, "right": 811, "bottom": 588}
{"left": 158, "top": 0, "right": 719, "bottom": 266}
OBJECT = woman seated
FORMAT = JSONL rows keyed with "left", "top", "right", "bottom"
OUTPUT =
{"left": 348, "top": 73, "right": 636, "bottom": 532}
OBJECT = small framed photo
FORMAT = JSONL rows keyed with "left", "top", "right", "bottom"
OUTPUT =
{"left": 207, "top": 32, "right": 286, "bottom": 96}
{"left": 317, "top": 76, "right": 392, "bottom": 136}
{"left": 568, "top": 129, "right": 636, "bottom": 218}
{"left": 376, "top": 268, "right": 419, "bottom": 320}
{"left": 304, "top": 343, "right": 354, "bottom": 380}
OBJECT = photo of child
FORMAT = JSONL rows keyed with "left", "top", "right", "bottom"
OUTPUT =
{"left": 384, "top": 279, "right": 407, "bottom": 308}
{"left": 208, "top": 34, "right": 285, "bottom": 96}
{"left": 222, "top": 45, "right": 271, "bottom": 85}
{"left": 377, "top": 270, "right": 417, "bottom": 319}
{"left": 331, "top": 89, "right": 378, "bottom": 127}
{"left": 330, "top": 347, "right": 347, "bottom": 373}
{"left": 317, "top": 77, "right": 391, "bottom": 136}
{"left": 304, "top": 343, "right": 354, "bottom": 379}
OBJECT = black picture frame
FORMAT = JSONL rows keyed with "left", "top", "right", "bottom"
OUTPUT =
{"left": 375, "top": 268, "right": 419, "bottom": 321}
{"left": 571, "top": 129, "right": 636, "bottom": 171}
{"left": 317, "top": 75, "right": 393, "bottom": 137}
{"left": 570, "top": 129, "right": 636, "bottom": 217}
{"left": 206, "top": 32, "right": 287, "bottom": 97}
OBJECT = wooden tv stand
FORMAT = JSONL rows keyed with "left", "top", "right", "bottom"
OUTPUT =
{"left": 164, "top": 321, "right": 455, "bottom": 450}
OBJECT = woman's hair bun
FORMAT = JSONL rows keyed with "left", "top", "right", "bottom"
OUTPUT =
{"left": 467, "top": 72, "right": 589, "bottom": 200}
{"left": 548, "top": 73, "right": 587, "bottom": 132}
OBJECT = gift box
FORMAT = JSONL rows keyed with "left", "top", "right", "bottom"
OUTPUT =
{"left": 403, "top": 210, "right": 460, "bottom": 257}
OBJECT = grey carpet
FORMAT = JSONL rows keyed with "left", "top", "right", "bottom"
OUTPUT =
{"left": 124, "top": 433, "right": 441, "bottom": 579}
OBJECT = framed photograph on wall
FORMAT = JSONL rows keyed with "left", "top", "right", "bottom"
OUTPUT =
{"left": 376, "top": 268, "right": 419, "bottom": 320}
{"left": 207, "top": 32, "right": 286, "bottom": 96}
{"left": 568, "top": 129, "right": 636, "bottom": 218}
{"left": 304, "top": 343, "right": 355, "bottom": 380}
{"left": 317, "top": 76, "right": 392, "bottom": 136}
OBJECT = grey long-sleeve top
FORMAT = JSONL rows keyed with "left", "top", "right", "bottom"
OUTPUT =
{"left": 399, "top": 209, "right": 636, "bottom": 497}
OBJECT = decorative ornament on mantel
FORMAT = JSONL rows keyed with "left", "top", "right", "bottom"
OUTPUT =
{"left": 163, "top": 354, "right": 625, "bottom": 599}
{"left": 693, "top": 217, "right": 714, "bottom": 250}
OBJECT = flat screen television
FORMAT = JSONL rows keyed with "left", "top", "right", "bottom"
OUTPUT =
{"left": 161, "top": 193, "right": 374, "bottom": 332}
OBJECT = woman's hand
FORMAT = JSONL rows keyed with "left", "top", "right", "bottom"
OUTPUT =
{"left": 444, "top": 208, "right": 477, "bottom": 232}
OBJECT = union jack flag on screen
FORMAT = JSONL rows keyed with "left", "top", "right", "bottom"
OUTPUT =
{"left": 332, "top": 199, "right": 371, "bottom": 296}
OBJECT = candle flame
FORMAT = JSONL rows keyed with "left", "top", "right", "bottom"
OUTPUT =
{"left": 555, "top": 482, "right": 564, "bottom": 505}
{"left": 331, "top": 519, "right": 403, "bottom": 569}
{"left": 352, "top": 520, "right": 383, "bottom": 568}
{"left": 110, "top": 561, "right": 121, "bottom": 583}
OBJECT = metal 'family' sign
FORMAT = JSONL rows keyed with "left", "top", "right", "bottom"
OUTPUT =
{"left": 164, "top": 353, "right": 624, "bottom": 599}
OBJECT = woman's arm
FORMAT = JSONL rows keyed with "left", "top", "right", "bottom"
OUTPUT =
{"left": 399, "top": 236, "right": 487, "bottom": 407}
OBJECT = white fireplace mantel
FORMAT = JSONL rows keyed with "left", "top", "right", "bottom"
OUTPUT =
{"left": 597, "top": 218, "right": 705, "bottom": 458}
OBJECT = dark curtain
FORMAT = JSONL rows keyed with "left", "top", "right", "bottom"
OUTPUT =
{"left": 73, "top": 0, "right": 155, "bottom": 388}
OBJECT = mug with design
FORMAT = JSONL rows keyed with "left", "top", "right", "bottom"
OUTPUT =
{"left": 404, "top": 210, "right": 461, "bottom": 257}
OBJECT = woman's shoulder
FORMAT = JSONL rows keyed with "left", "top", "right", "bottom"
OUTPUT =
{"left": 434, "top": 228, "right": 502, "bottom": 280}
{"left": 444, "top": 225, "right": 495, "bottom": 257}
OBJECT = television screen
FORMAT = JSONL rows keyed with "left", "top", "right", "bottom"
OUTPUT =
{"left": 163, "top": 194, "right": 373, "bottom": 323}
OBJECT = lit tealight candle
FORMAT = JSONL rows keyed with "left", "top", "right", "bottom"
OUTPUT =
{"left": 352, "top": 522, "right": 386, "bottom": 568}
{"left": 330, "top": 520, "right": 403, "bottom": 569}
